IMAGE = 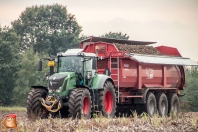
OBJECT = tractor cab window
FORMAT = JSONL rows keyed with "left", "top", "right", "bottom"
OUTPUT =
{"left": 85, "top": 58, "right": 96, "bottom": 78}
{"left": 58, "top": 56, "right": 83, "bottom": 74}
{"left": 85, "top": 59, "right": 92, "bottom": 71}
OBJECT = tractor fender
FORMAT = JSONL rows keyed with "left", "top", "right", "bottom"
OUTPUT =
{"left": 92, "top": 74, "right": 114, "bottom": 89}
{"left": 90, "top": 75, "right": 114, "bottom": 112}
{"left": 31, "top": 86, "right": 48, "bottom": 91}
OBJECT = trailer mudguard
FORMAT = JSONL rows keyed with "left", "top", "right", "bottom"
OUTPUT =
{"left": 92, "top": 74, "right": 114, "bottom": 89}
{"left": 134, "top": 88, "right": 149, "bottom": 104}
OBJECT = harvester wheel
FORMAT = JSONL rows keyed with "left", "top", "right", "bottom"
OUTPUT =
{"left": 156, "top": 92, "right": 168, "bottom": 117}
{"left": 26, "top": 88, "right": 48, "bottom": 119}
{"left": 99, "top": 81, "right": 116, "bottom": 117}
{"left": 167, "top": 92, "right": 180, "bottom": 116}
{"left": 68, "top": 88, "right": 92, "bottom": 118}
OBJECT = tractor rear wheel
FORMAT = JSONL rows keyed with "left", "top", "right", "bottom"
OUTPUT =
{"left": 167, "top": 93, "right": 180, "bottom": 116}
{"left": 99, "top": 81, "right": 116, "bottom": 117}
{"left": 68, "top": 88, "right": 92, "bottom": 118}
{"left": 26, "top": 88, "right": 48, "bottom": 119}
{"left": 156, "top": 92, "right": 168, "bottom": 117}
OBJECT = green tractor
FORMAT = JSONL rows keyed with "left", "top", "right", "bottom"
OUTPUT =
{"left": 26, "top": 49, "right": 116, "bottom": 118}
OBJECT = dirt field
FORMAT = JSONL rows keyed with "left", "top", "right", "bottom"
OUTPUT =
{"left": 1, "top": 111, "right": 198, "bottom": 132}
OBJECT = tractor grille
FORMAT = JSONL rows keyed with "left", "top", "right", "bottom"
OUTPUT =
{"left": 49, "top": 78, "right": 65, "bottom": 90}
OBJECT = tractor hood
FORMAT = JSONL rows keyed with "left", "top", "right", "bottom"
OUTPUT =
{"left": 48, "top": 73, "right": 68, "bottom": 90}
{"left": 49, "top": 73, "right": 68, "bottom": 81}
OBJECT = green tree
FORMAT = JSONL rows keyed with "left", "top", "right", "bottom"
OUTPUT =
{"left": 100, "top": 32, "right": 129, "bottom": 39}
{"left": 0, "top": 26, "right": 20, "bottom": 105}
{"left": 180, "top": 66, "right": 198, "bottom": 111}
{"left": 12, "top": 48, "right": 48, "bottom": 106}
{"left": 12, "top": 4, "right": 82, "bottom": 55}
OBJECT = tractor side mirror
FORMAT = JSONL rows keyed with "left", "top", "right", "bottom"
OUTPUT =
{"left": 92, "top": 58, "right": 97, "bottom": 70}
{"left": 38, "top": 60, "right": 42, "bottom": 71}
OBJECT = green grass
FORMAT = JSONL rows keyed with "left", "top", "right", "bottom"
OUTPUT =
{"left": 0, "top": 106, "right": 26, "bottom": 112}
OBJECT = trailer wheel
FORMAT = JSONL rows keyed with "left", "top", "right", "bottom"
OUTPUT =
{"left": 68, "top": 88, "right": 92, "bottom": 118}
{"left": 99, "top": 81, "right": 116, "bottom": 117}
{"left": 26, "top": 88, "right": 48, "bottom": 119}
{"left": 146, "top": 92, "right": 157, "bottom": 117}
{"left": 138, "top": 92, "right": 157, "bottom": 117}
{"left": 156, "top": 93, "right": 168, "bottom": 117}
{"left": 167, "top": 93, "right": 180, "bottom": 116}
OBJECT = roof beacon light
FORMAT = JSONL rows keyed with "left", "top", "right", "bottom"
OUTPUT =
{"left": 47, "top": 61, "right": 55, "bottom": 67}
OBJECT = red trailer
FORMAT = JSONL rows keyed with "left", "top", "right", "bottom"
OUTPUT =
{"left": 79, "top": 37, "right": 198, "bottom": 116}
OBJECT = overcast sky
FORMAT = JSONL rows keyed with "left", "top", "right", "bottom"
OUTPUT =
{"left": 1, "top": 0, "right": 198, "bottom": 61}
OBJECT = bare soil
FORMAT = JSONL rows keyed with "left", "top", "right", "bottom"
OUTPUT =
{"left": 1, "top": 111, "right": 198, "bottom": 132}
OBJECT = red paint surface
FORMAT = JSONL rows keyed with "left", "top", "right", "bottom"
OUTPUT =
{"left": 156, "top": 46, "right": 181, "bottom": 56}
{"left": 81, "top": 41, "right": 185, "bottom": 101}
{"left": 105, "top": 91, "right": 113, "bottom": 114}
{"left": 83, "top": 97, "right": 89, "bottom": 114}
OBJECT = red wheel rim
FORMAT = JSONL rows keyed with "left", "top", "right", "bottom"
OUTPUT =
{"left": 83, "top": 97, "right": 89, "bottom": 114}
{"left": 104, "top": 90, "right": 113, "bottom": 114}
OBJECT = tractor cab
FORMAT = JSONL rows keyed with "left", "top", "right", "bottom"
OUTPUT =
{"left": 55, "top": 49, "right": 97, "bottom": 87}
{"left": 38, "top": 49, "right": 97, "bottom": 95}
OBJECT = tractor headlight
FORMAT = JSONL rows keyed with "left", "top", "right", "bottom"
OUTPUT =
{"left": 67, "top": 74, "right": 70, "bottom": 78}
{"left": 77, "top": 52, "right": 85, "bottom": 56}
{"left": 56, "top": 87, "right": 61, "bottom": 93}
{"left": 86, "top": 71, "right": 92, "bottom": 79}
{"left": 49, "top": 89, "right": 53, "bottom": 93}
{"left": 50, "top": 81, "right": 53, "bottom": 86}
{"left": 57, "top": 52, "right": 62, "bottom": 56}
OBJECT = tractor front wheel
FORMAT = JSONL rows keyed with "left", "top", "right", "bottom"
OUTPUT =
{"left": 26, "top": 88, "right": 48, "bottom": 119}
{"left": 99, "top": 81, "right": 116, "bottom": 117}
{"left": 68, "top": 88, "right": 92, "bottom": 118}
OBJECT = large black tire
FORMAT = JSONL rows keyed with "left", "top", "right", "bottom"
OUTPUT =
{"left": 146, "top": 92, "right": 157, "bottom": 117}
{"left": 26, "top": 88, "right": 48, "bottom": 119}
{"left": 99, "top": 81, "right": 116, "bottom": 117}
{"left": 137, "top": 92, "right": 157, "bottom": 117}
{"left": 68, "top": 88, "right": 92, "bottom": 118}
{"left": 167, "top": 92, "right": 180, "bottom": 116}
{"left": 156, "top": 92, "right": 168, "bottom": 117}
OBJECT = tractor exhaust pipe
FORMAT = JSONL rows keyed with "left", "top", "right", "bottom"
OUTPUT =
{"left": 38, "top": 60, "right": 42, "bottom": 71}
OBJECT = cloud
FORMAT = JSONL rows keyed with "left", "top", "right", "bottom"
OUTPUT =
{"left": 0, "top": 0, "right": 197, "bottom": 61}
{"left": 81, "top": 18, "right": 198, "bottom": 61}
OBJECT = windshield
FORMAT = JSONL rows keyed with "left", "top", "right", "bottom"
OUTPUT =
{"left": 58, "top": 56, "right": 83, "bottom": 73}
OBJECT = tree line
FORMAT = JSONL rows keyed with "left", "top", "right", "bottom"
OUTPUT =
{"left": 0, "top": 4, "right": 129, "bottom": 106}
{"left": 0, "top": 4, "right": 197, "bottom": 112}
